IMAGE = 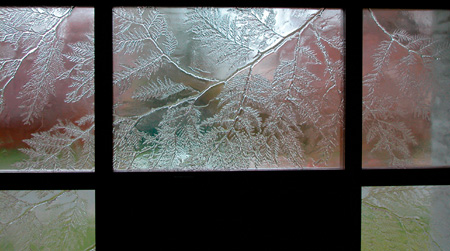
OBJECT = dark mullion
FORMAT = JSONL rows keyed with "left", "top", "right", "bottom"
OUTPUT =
{"left": 344, "top": 9, "right": 363, "bottom": 177}
{"left": 95, "top": 6, "right": 114, "bottom": 176}
{"left": 0, "top": 173, "right": 97, "bottom": 190}
{"left": 94, "top": 5, "right": 113, "bottom": 250}
{"left": 361, "top": 168, "right": 450, "bottom": 187}
{"left": 344, "top": 6, "right": 363, "bottom": 251}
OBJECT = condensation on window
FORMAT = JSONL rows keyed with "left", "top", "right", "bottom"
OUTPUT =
{"left": 0, "top": 7, "right": 95, "bottom": 172}
{"left": 362, "top": 186, "right": 450, "bottom": 250}
{"left": 362, "top": 9, "right": 450, "bottom": 168}
{"left": 0, "top": 190, "right": 95, "bottom": 250}
{"left": 113, "top": 7, "right": 344, "bottom": 171}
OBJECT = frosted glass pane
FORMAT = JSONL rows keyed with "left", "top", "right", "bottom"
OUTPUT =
{"left": 0, "top": 190, "right": 95, "bottom": 250}
{"left": 362, "top": 186, "right": 450, "bottom": 250}
{"left": 0, "top": 7, "right": 95, "bottom": 172}
{"left": 363, "top": 9, "right": 450, "bottom": 168}
{"left": 113, "top": 7, "right": 344, "bottom": 171}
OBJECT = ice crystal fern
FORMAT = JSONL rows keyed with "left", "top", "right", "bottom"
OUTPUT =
{"left": 0, "top": 7, "right": 94, "bottom": 171}
{"left": 363, "top": 9, "right": 450, "bottom": 167}
{"left": 362, "top": 186, "right": 450, "bottom": 250}
{"left": 113, "top": 8, "right": 344, "bottom": 170}
{"left": 0, "top": 190, "right": 95, "bottom": 250}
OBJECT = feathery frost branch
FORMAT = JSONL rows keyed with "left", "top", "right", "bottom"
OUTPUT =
{"left": 0, "top": 7, "right": 95, "bottom": 171}
{"left": 113, "top": 8, "right": 344, "bottom": 170}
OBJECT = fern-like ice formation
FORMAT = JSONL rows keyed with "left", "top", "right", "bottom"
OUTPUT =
{"left": 363, "top": 9, "right": 450, "bottom": 167}
{"left": 0, "top": 7, "right": 94, "bottom": 171}
{"left": 0, "top": 190, "right": 95, "bottom": 250}
{"left": 362, "top": 186, "right": 450, "bottom": 250}
{"left": 113, "top": 7, "right": 344, "bottom": 170}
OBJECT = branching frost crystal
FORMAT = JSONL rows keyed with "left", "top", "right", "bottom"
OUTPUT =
{"left": 113, "top": 7, "right": 344, "bottom": 171}
{"left": 0, "top": 7, "right": 94, "bottom": 171}
{"left": 0, "top": 190, "right": 95, "bottom": 250}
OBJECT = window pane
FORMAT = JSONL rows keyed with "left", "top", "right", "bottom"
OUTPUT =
{"left": 363, "top": 9, "right": 450, "bottom": 168}
{"left": 362, "top": 186, "right": 450, "bottom": 250}
{"left": 113, "top": 7, "right": 344, "bottom": 171}
{"left": 0, "top": 7, "right": 95, "bottom": 172}
{"left": 0, "top": 190, "right": 95, "bottom": 250}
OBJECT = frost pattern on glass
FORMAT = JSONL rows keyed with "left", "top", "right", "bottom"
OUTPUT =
{"left": 0, "top": 190, "right": 95, "bottom": 250}
{"left": 113, "top": 8, "right": 344, "bottom": 171}
{"left": 362, "top": 186, "right": 450, "bottom": 250}
{"left": 363, "top": 9, "right": 450, "bottom": 168}
{"left": 0, "top": 7, "right": 94, "bottom": 171}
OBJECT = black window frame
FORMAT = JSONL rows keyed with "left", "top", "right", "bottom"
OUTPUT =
{"left": 1, "top": 1, "right": 449, "bottom": 249}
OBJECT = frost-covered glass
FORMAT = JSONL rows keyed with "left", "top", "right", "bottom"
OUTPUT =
{"left": 0, "top": 190, "right": 95, "bottom": 250}
{"left": 363, "top": 9, "right": 450, "bottom": 168}
{"left": 362, "top": 186, "right": 450, "bottom": 250}
{"left": 0, "top": 7, "right": 95, "bottom": 172}
{"left": 113, "top": 7, "right": 344, "bottom": 171}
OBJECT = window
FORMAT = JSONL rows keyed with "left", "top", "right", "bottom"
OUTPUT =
{"left": 362, "top": 185, "right": 450, "bottom": 250}
{"left": 0, "top": 7, "right": 95, "bottom": 172}
{"left": 360, "top": 9, "right": 450, "bottom": 250}
{"left": 113, "top": 7, "right": 344, "bottom": 171}
{"left": 363, "top": 9, "right": 450, "bottom": 168}
{"left": 0, "top": 190, "right": 95, "bottom": 250}
{"left": 1, "top": 4, "right": 448, "bottom": 250}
